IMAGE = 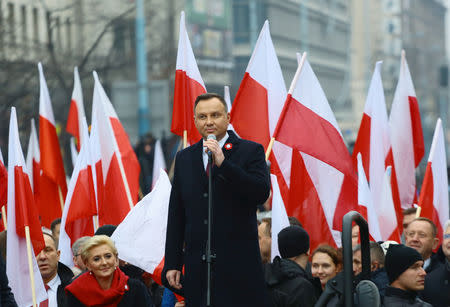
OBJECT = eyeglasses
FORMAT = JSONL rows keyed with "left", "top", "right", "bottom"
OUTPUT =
{"left": 444, "top": 234, "right": 450, "bottom": 240}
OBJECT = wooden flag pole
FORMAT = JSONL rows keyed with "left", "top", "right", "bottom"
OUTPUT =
{"left": 93, "top": 215, "right": 99, "bottom": 232}
{"left": 415, "top": 206, "right": 421, "bottom": 218}
{"left": 265, "top": 137, "right": 275, "bottom": 161}
{"left": 1, "top": 206, "right": 6, "bottom": 230}
{"left": 24, "top": 226, "right": 38, "bottom": 307}
{"left": 58, "top": 186, "right": 64, "bottom": 212}
{"left": 183, "top": 130, "right": 188, "bottom": 149}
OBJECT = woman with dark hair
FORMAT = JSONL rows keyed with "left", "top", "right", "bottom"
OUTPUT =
{"left": 311, "top": 244, "right": 342, "bottom": 289}
{"left": 65, "top": 235, "right": 153, "bottom": 306}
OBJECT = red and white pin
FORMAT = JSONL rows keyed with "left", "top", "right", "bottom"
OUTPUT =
{"left": 224, "top": 143, "right": 233, "bottom": 150}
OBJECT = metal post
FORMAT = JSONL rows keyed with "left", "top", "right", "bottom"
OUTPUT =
{"left": 136, "top": 0, "right": 150, "bottom": 136}
{"left": 249, "top": 0, "right": 258, "bottom": 46}
{"left": 300, "top": 0, "right": 309, "bottom": 53}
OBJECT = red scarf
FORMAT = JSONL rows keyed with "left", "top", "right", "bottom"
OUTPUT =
{"left": 65, "top": 267, "right": 129, "bottom": 306}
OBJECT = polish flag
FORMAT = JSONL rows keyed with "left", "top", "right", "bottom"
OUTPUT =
{"left": 230, "top": 21, "right": 291, "bottom": 204}
{"left": 151, "top": 140, "right": 167, "bottom": 190}
{"left": 418, "top": 119, "right": 449, "bottom": 241}
{"left": 112, "top": 169, "right": 171, "bottom": 282}
{"left": 379, "top": 166, "right": 400, "bottom": 242}
{"left": 6, "top": 107, "right": 47, "bottom": 306}
{"left": 274, "top": 53, "right": 358, "bottom": 247}
{"left": 357, "top": 153, "right": 382, "bottom": 241}
{"left": 224, "top": 86, "right": 236, "bottom": 133}
{"left": 352, "top": 62, "right": 400, "bottom": 241}
{"left": 270, "top": 174, "right": 289, "bottom": 261}
{"left": 26, "top": 118, "right": 41, "bottom": 210}
{"left": 171, "top": 11, "right": 206, "bottom": 146}
{"left": 388, "top": 51, "right": 424, "bottom": 228}
{"left": 0, "top": 148, "right": 7, "bottom": 231}
{"left": 70, "top": 137, "right": 79, "bottom": 167}
{"left": 92, "top": 72, "right": 140, "bottom": 225}
{"left": 66, "top": 67, "right": 86, "bottom": 151}
{"left": 59, "top": 118, "right": 97, "bottom": 267}
{"left": 38, "top": 63, "right": 67, "bottom": 227}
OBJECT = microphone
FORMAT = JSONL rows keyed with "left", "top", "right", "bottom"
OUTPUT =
{"left": 206, "top": 134, "right": 216, "bottom": 157}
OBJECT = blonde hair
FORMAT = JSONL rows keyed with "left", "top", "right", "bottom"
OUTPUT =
{"left": 80, "top": 235, "right": 118, "bottom": 263}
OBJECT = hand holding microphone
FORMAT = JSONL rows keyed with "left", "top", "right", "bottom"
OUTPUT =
{"left": 204, "top": 134, "right": 225, "bottom": 167}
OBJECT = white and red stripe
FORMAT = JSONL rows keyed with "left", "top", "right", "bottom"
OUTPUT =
{"left": 270, "top": 174, "right": 290, "bottom": 261}
{"left": 418, "top": 119, "right": 449, "bottom": 241}
{"left": 171, "top": 11, "right": 206, "bottom": 145}
{"left": 352, "top": 62, "right": 400, "bottom": 241}
{"left": 66, "top": 67, "right": 86, "bottom": 150}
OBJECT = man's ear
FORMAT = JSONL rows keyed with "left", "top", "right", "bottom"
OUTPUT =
{"left": 432, "top": 237, "right": 440, "bottom": 250}
{"left": 371, "top": 260, "right": 379, "bottom": 271}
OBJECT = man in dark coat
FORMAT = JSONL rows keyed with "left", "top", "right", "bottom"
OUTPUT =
{"left": 264, "top": 225, "right": 317, "bottom": 307}
{"left": 163, "top": 93, "right": 271, "bottom": 307}
{"left": 383, "top": 244, "right": 431, "bottom": 307}
{"left": 420, "top": 220, "right": 450, "bottom": 307}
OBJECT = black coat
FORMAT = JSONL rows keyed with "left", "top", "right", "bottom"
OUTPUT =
{"left": 371, "top": 268, "right": 389, "bottom": 300}
{"left": 383, "top": 286, "right": 431, "bottom": 307}
{"left": 420, "top": 259, "right": 450, "bottom": 307}
{"left": 264, "top": 257, "right": 317, "bottom": 307}
{"left": 57, "top": 261, "right": 75, "bottom": 307}
{"left": 163, "top": 131, "right": 271, "bottom": 307}
{"left": 65, "top": 278, "right": 153, "bottom": 307}
{"left": 0, "top": 257, "right": 17, "bottom": 306}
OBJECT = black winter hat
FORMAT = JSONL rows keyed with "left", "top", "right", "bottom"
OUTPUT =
{"left": 385, "top": 244, "right": 423, "bottom": 284}
{"left": 94, "top": 224, "right": 117, "bottom": 237}
{"left": 278, "top": 225, "right": 310, "bottom": 258}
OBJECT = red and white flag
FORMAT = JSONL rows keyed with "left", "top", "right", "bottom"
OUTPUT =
{"left": 230, "top": 20, "right": 291, "bottom": 204}
{"left": 91, "top": 72, "right": 140, "bottom": 225}
{"left": 0, "top": 148, "right": 7, "bottom": 231}
{"left": 171, "top": 11, "right": 206, "bottom": 146}
{"left": 388, "top": 51, "right": 424, "bottom": 227}
{"left": 379, "top": 166, "right": 400, "bottom": 242}
{"left": 352, "top": 62, "right": 400, "bottom": 241}
{"left": 26, "top": 118, "right": 41, "bottom": 210}
{"left": 7, "top": 107, "right": 47, "bottom": 306}
{"left": 151, "top": 140, "right": 166, "bottom": 190}
{"left": 70, "top": 137, "right": 79, "bottom": 167}
{"left": 357, "top": 153, "right": 382, "bottom": 241}
{"left": 274, "top": 53, "right": 358, "bottom": 248}
{"left": 112, "top": 169, "right": 171, "bottom": 282}
{"left": 59, "top": 118, "right": 97, "bottom": 267}
{"left": 418, "top": 119, "right": 449, "bottom": 241}
{"left": 66, "top": 67, "right": 86, "bottom": 151}
{"left": 38, "top": 63, "right": 67, "bottom": 227}
{"left": 223, "top": 86, "right": 236, "bottom": 133}
{"left": 270, "top": 174, "right": 289, "bottom": 261}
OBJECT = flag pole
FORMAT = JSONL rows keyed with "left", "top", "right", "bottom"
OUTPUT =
{"left": 58, "top": 186, "right": 64, "bottom": 211}
{"left": 1, "top": 206, "right": 6, "bottom": 230}
{"left": 415, "top": 206, "right": 421, "bottom": 218}
{"left": 25, "top": 226, "right": 38, "bottom": 307}
{"left": 265, "top": 137, "right": 275, "bottom": 161}
{"left": 183, "top": 130, "right": 188, "bottom": 149}
{"left": 116, "top": 154, "right": 135, "bottom": 210}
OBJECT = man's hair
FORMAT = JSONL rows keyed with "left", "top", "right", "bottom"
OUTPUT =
{"left": 402, "top": 207, "right": 417, "bottom": 216}
{"left": 71, "top": 236, "right": 91, "bottom": 255}
{"left": 261, "top": 218, "right": 272, "bottom": 237}
{"left": 370, "top": 242, "right": 385, "bottom": 265}
{"left": 80, "top": 235, "right": 118, "bottom": 263}
{"left": 194, "top": 93, "right": 228, "bottom": 113}
{"left": 43, "top": 232, "right": 57, "bottom": 248}
{"left": 410, "top": 217, "right": 438, "bottom": 238}
{"left": 288, "top": 216, "right": 303, "bottom": 228}
{"left": 50, "top": 218, "right": 61, "bottom": 232}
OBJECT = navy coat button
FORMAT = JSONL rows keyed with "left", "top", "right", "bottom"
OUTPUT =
{"left": 203, "top": 193, "right": 208, "bottom": 198}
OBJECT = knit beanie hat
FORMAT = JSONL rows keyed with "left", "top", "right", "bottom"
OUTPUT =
{"left": 278, "top": 225, "right": 310, "bottom": 258}
{"left": 94, "top": 224, "right": 117, "bottom": 237}
{"left": 385, "top": 244, "right": 423, "bottom": 284}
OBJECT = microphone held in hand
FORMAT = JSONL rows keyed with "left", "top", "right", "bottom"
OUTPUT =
{"left": 207, "top": 134, "right": 216, "bottom": 157}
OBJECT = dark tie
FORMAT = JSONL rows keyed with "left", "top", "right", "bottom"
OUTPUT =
{"left": 206, "top": 160, "right": 211, "bottom": 177}
{"left": 41, "top": 284, "right": 50, "bottom": 307}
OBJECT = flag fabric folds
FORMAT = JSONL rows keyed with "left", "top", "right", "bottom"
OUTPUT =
{"left": 419, "top": 119, "right": 449, "bottom": 241}
{"left": 38, "top": 63, "right": 67, "bottom": 227}
{"left": 352, "top": 62, "right": 400, "bottom": 241}
{"left": 171, "top": 11, "right": 206, "bottom": 146}
{"left": 59, "top": 118, "right": 97, "bottom": 267}
{"left": 270, "top": 174, "right": 289, "bottom": 261}
{"left": 26, "top": 119, "right": 41, "bottom": 211}
{"left": 7, "top": 107, "right": 47, "bottom": 307}
{"left": 388, "top": 51, "right": 424, "bottom": 227}
{"left": 66, "top": 67, "right": 86, "bottom": 151}
{"left": 151, "top": 140, "right": 166, "bottom": 190}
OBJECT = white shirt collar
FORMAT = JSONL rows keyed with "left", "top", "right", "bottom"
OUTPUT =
{"left": 46, "top": 273, "right": 61, "bottom": 291}
{"left": 423, "top": 257, "right": 431, "bottom": 269}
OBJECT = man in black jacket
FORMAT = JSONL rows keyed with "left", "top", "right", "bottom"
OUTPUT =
{"left": 37, "top": 232, "right": 74, "bottom": 306}
{"left": 383, "top": 244, "right": 431, "bottom": 306}
{"left": 421, "top": 220, "right": 450, "bottom": 307}
{"left": 264, "top": 225, "right": 317, "bottom": 307}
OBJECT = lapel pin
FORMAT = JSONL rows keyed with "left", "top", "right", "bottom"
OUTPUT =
{"left": 224, "top": 143, "right": 233, "bottom": 150}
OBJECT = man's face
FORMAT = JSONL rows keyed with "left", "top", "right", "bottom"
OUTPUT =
{"left": 393, "top": 260, "right": 426, "bottom": 292}
{"left": 37, "top": 234, "right": 60, "bottom": 283}
{"left": 402, "top": 213, "right": 416, "bottom": 233}
{"left": 258, "top": 222, "right": 271, "bottom": 264}
{"left": 405, "top": 220, "right": 439, "bottom": 260}
{"left": 52, "top": 223, "right": 61, "bottom": 245}
{"left": 353, "top": 249, "right": 362, "bottom": 275}
{"left": 73, "top": 250, "right": 86, "bottom": 271}
{"left": 351, "top": 225, "right": 359, "bottom": 247}
{"left": 442, "top": 226, "right": 450, "bottom": 260}
{"left": 194, "top": 98, "right": 230, "bottom": 140}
